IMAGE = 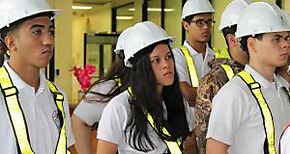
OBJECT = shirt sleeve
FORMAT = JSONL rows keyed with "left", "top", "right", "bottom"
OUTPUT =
{"left": 97, "top": 94, "right": 129, "bottom": 145}
{"left": 280, "top": 126, "right": 290, "bottom": 154}
{"left": 62, "top": 91, "right": 76, "bottom": 147}
{"left": 206, "top": 82, "right": 247, "bottom": 145}
{"left": 183, "top": 99, "right": 195, "bottom": 132}
{"left": 173, "top": 48, "right": 191, "bottom": 84}
{"left": 73, "top": 80, "right": 115, "bottom": 126}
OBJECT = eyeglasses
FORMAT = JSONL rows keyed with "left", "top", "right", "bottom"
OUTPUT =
{"left": 190, "top": 19, "right": 215, "bottom": 28}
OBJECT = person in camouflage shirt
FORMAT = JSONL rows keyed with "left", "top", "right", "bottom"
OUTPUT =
{"left": 194, "top": 0, "right": 250, "bottom": 153}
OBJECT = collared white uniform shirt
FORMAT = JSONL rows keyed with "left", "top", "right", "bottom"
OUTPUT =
{"left": 206, "top": 65, "right": 290, "bottom": 154}
{"left": 173, "top": 41, "right": 215, "bottom": 85}
{"left": 0, "top": 61, "right": 75, "bottom": 154}
{"left": 97, "top": 91, "right": 195, "bottom": 154}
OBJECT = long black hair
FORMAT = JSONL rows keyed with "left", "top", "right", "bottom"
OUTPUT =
{"left": 83, "top": 51, "right": 130, "bottom": 103}
{"left": 125, "top": 40, "right": 190, "bottom": 152}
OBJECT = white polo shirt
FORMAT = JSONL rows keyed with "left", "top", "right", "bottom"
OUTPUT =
{"left": 206, "top": 65, "right": 290, "bottom": 154}
{"left": 97, "top": 91, "right": 195, "bottom": 154}
{"left": 280, "top": 124, "right": 290, "bottom": 154}
{"left": 173, "top": 41, "right": 215, "bottom": 85}
{"left": 0, "top": 61, "right": 75, "bottom": 154}
{"left": 73, "top": 79, "right": 117, "bottom": 126}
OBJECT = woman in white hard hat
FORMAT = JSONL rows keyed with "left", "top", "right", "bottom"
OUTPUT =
{"left": 0, "top": 0, "right": 75, "bottom": 153}
{"left": 96, "top": 21, "right": 198, "bottom": 154}
{"left": 206, "top": 2, "right": 290, "bottom": 154}
{"left": 72, "top": 28, "right": 131, "bottom": 154}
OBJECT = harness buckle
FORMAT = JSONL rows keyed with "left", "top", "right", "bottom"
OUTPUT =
{"left": 1, "top": 86, "right": 18, "bottom": 97}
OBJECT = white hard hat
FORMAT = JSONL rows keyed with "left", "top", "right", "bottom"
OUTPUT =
{"left": 282, "top": 10, "right": 290, "bottom": 28}
{"left": 0, "top": 0, "right": 62, "bottom": 30}
{"left": 182, "top": 0, "right": 214, "bottom": 20}
{"left": 123, "top": 21, "right": 175, "bottom": 68}
{"left": 114, "top": 27, "right": 132, "bottom": 55}
{"left": 219, "top": 0, "right": 250, "bottom": 31}
{"left": 235, "top": 2, "right": 290, "bottom": 38}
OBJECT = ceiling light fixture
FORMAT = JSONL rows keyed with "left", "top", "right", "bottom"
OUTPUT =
{"left": 72, "top": 5, "right": 93, "bottom": 10}
{"left": 128, "top": 8, "right": 175, "bottom": 12}
{"left": 116, "top": 16, "right": 133, "bottom": 20}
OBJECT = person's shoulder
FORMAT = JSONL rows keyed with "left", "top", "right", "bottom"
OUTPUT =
{"left": 216, "top": 75, "right": 250, "bottom": 98}
{"left": 172, "top": 47, "right": 183, "bottom": 55}
{"left": 89, "top": 79, "right": 117, "bottom": 92}
{"left": 106, "top": 90, "right": 130, "bottom": 108}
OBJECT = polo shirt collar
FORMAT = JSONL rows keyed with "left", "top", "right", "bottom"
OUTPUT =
{"left": 183, "top": 41, "right": 215, "bottom": 56}
{"left": 3, "top": 61, "right": 46, "bottom": 93}
{"left": 244, "top": 65, "right": 284, "bottom": 90}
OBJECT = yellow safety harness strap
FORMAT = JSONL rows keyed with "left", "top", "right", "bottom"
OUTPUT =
{"left": 213, "top": 47, "right": 231, "bottom": 59}
{"left": 282, "top": 87, "right": 290, "bottom": 102}
{"left": 47, "top": 81, "right": 70, "bottom": 154}
{"left": 238, "top": 71, "right": 276, "bottom": 154}
{"left": 0, "top": 66, "right": 34, "bottom": 153}
{"left": 127, "top": 87, "right": 183, "bottom": 153}
{"left": 220, "top": 64, "right": 235, "bottom": 80}
{"left": 146, "top": 113, "right": 183, "bottom": 154}
{"left": 114, "top": 76, "right": 122, "bottom": 87}
{"left": 180, "top": 46, "right": 199, "bottom": 87}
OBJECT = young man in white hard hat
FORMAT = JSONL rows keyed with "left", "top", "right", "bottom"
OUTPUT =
{"left": 277, "top": 10, "right": 290, "bottom": 154}
{"left": 206, "top": 2, "right": 290, "bottom": 154}
{"left": 173, "top": 0, "right": 215, "bottom": 106}
{"left": 0, "top": 0, "right": 75, "bottom": 153}
{"left": 194, "top": 0, "right": 250, "bottom": 154}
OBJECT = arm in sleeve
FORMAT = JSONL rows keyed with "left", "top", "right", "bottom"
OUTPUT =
{"left": 206, "top": 83, "right": 246, "bottom": 146}
{"left": 62, "top": 91, "right": 76, "bottom": 147}
{"left": 195, "top": 75, "right": 220, "bottom": 153}
{"left": 97, "top": 97, "right": 128, "bottom": 145}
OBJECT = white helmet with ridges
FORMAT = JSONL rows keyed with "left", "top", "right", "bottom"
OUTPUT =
{"left": 182, "top": 0, "right": 214, "bottom": 20}
{"left": 235, "top": 2, "right": 290, "bottom": 38}
{"left": 114, "top": 27, "right": 132, "bottom": 55}
{"left": 219, "top": 0, "right": 250, "bottom": 31}
{"left": 123, "top": 21, "right": 175, "bottom": 68}
{"left": 0, "top": 0, "right": 62, "bottom": 30}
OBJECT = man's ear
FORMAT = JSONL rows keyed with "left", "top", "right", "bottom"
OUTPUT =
{"left": 247, "top": 37, "right": 256, "bottom": 53}
{"left": 182, "top": 21, "right": 190, "bottom": 31}
{"left": 5, "top": 35, "right": 17, "bottom": 52}
{"left": 226, "top": 34, "right": 236, "bottom": 47}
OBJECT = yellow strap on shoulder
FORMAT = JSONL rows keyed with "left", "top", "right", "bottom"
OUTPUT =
{"left": 146, "top": 113, "right": 183, "bottom": 154}
{"left": 220, "top": 64, "right": 235, "bottom": 80}
{"left": 0, "top": 66, "right": 69, "bottom": 154}
{"left": 238, "top": 70, "right": 276, "bottom": 154}
{"left": 0, "top": 66, "right": 34, "bottom": 153}
{"left": 47, "top": 81, "right": 70, "bottom": 154}
{"left": 127, "top": 87, "right": 183, "bottom": 153}
{"left": 213, "top": 47, "right": 231, "bottom": 59}
{"left": 180, "top": 46, "right": 199, "bottom": 87}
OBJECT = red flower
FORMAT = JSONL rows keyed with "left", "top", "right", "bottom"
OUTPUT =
{"left": 71, "top": 64, "right": 96, "bottom": 92}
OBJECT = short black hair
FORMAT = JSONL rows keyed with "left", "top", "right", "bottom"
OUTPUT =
{"left": 0, "top": 12, "right": 54, "bottom": 39}
{"left": 221, "top": 25, "right": 237, "bottom": 48}
{"left": 239, "top": 34, "right": 264, "bottom": 54}
{"left": 183, "top": 14, "right": 195, "bottom": 23}
{"left": 182, "top": 13, "right": 213, "bottom": 24}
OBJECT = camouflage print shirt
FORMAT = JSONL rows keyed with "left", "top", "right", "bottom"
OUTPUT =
{"left": 195, "top": 58, "right": 244, "bottom": 154}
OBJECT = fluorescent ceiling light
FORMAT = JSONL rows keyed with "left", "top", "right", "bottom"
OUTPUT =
{"left": 116, "top": 16, "right": 133, "bottom": 20}
{"left": 72, "top": 5, "right": 93, "bottom": 10}
{"left": 128, "top": 8, "right": 174, "bottom": 12}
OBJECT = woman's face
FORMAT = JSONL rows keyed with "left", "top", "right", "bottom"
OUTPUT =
{"left": 149, "top": 43, "right": 175, "bottom": 88}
